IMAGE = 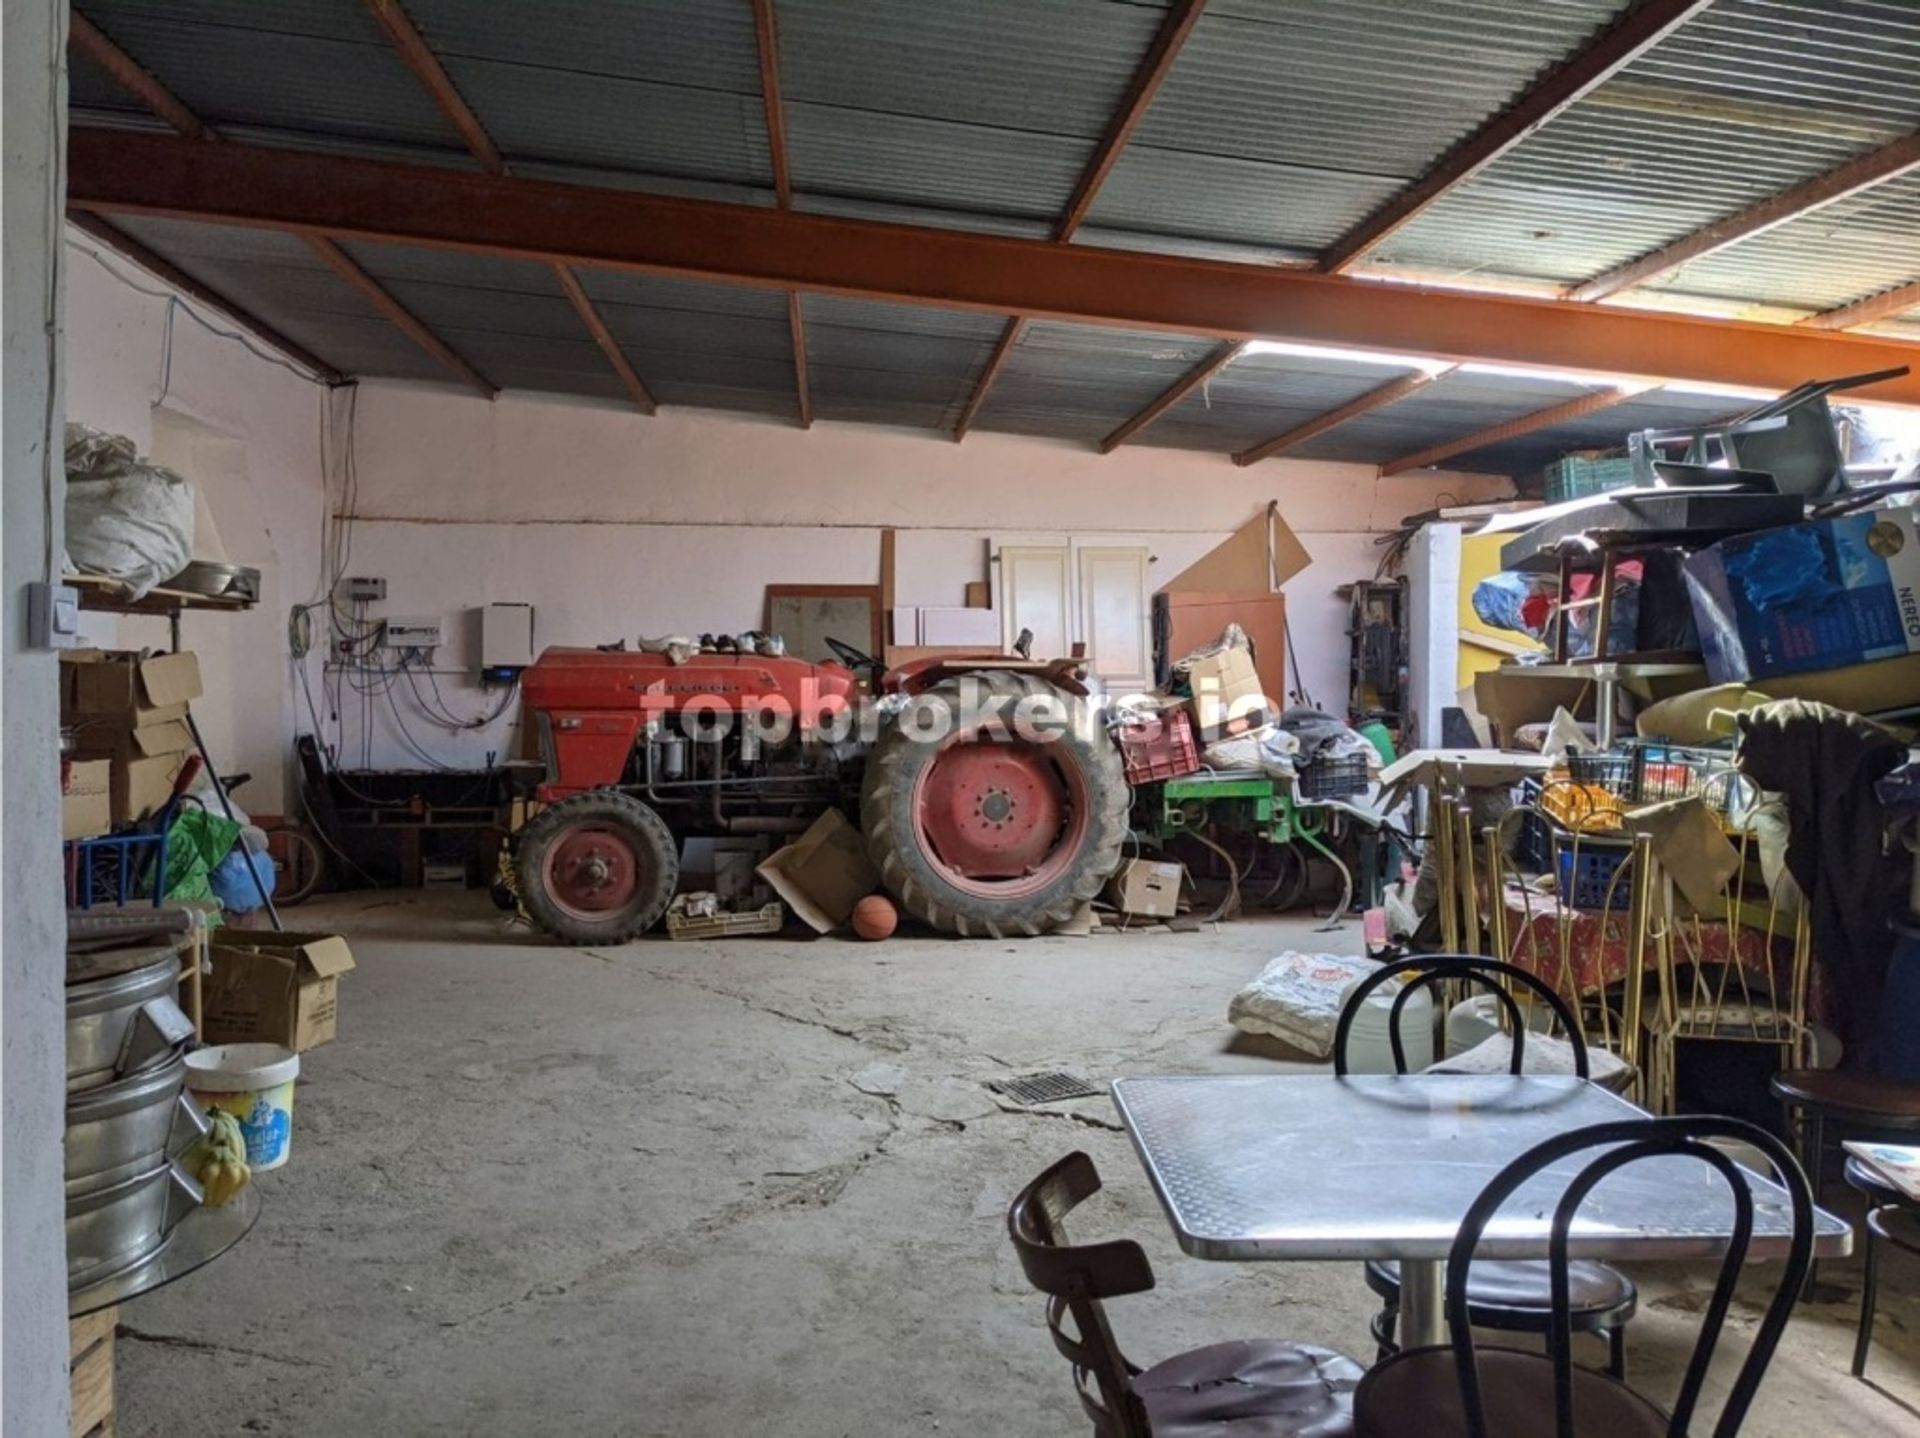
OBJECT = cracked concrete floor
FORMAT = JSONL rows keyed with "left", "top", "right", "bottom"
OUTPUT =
{"left": 119, "top": 892, "right": 1920, "bottom": 1436}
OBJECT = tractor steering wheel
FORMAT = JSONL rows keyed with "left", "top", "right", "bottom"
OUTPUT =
{"left": 825, "top": 635, "right": 885, "bottom": 680}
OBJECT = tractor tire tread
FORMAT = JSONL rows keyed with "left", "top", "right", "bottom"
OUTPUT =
{"left": 515, "top": 790, "right": 679, "bottom": 946}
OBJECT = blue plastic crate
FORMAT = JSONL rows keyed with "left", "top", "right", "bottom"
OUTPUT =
{"left": 1556, "top": 838, "right": 1634, "bottom": 910}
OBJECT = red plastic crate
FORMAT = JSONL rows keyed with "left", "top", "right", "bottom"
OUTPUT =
{"left": 1117, "top": 709, "right": 1202, "bottom": 786}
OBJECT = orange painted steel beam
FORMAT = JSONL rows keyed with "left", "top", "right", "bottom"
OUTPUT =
{"left": 67, "top": 210, "right": 344, "bottom": 382}
{"left": 366, "top": 0, "right": 657, "bottom": 409}
{"left": 1099, "top": 341, "right": 1244, "bottom": 453}
{"left": 1233, "top": 367, "right": 1448, "bottom": 467}
{"left": 66, "top": 131, "right": 1920, "bottom": 406}
{"left": 957, "top": 0, "right": 1209, "bottom": 439}
{"left": 1800, "top": 279, "right": 1920, "bottom": 333}
{"left": 753, "top": 0, "right": 812, "bottom": 428}
{"left": 304, "top": 235, "right": 497, "bottom": 396}
{"left": 1570, "top": 131, "right": 1920, "bottom": 303}
{"left": 1320, "top": 0, "right": 1714, "bottom": 274}
{"left": 1380, "top": 386, "right": 1648, "bottom": 477}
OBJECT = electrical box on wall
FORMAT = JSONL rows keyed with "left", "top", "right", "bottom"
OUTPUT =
{"left": 341, "top": 576, "right": 387, "bottom": 602}
{"left": 380, "top": 618, "right": 443, "bottom": 650}
{"left": 480, "top": 603, "right": 535, "bottom": 680}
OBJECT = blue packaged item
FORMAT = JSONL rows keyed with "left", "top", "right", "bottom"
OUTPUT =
{"left": 1684, "top": 508, "right": 1920, "bottom": 682}
{"left": 210, "top": 848, "right": 278, "bottom": 913}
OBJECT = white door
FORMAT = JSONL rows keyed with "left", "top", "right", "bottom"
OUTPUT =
{"left": 996, "top": 545, "right": 1072, "bottom": 658}
{"left": 1076, "top": 545, "right": 1152, "bottom": 691}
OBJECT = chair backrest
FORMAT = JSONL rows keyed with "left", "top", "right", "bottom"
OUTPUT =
{"left": 1006, "top": 1152, "right": 1157, "bottom": 1438}
{"left": 1333, "top": 955, "right": 1588, "bottom": 1078}
{"left": 1444, "top": 1116, "right": 1813, "bottom": 1438}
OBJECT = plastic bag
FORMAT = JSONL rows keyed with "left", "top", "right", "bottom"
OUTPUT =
{"left": 64, "top": 423, "right": 194, "bottom": 599}
{"left": 211, "top": 847, "right": 277, "bottom": 914}
{"left": 160, "top": 808, "right": 244, "bottom": 904}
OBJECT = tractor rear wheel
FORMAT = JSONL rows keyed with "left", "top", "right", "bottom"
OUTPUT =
{"left": 861, "top": 671, "right": 1128, "bottom": 937}
{"left": 516, "top": 790, "right": 679, "bottom": 945}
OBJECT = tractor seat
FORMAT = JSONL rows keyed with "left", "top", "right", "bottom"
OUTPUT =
{"left": 1131, "top": 1339, "right": 1363, "bottom": 1437}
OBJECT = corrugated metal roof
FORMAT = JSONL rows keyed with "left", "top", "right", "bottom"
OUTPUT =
{"left": 1137, "top": 349, "right": 1416, "bottom": 452}
{"left": 1288, "top": 368, "right": 1604, "bottom": 465}
{"left": 1094, "top": 0, "right": 1629, "bottom": 251}
{"left": 1637, "top": 169, "right": 1920, "bottom": 311}
{"left": 1378, "top": 0, "right": 1920, "bottom": 286}
{"left": 801, "top": 296, "right": 1004, "bottom": 430}
{"left": 971, "top": 322, "right": 1219, "bottom": 444}
{"left": 74, "top": 1, "right": 461, "bottom": 155}
{"left": 87, "top": 214, "right": 446, "bottom": 381}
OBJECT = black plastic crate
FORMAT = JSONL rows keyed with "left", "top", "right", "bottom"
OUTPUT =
{"left": 1299, "top": 753, "right": 1370, "bottom": 800}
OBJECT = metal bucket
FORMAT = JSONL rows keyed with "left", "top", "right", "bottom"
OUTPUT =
{"left": 64, "top": 1052, "right": 207, "bottom": 1200}
{"left": 66, "top": 950, "right": 193, "bottom": 1093}
{"left": 65, "top": 1160, "right": 204, "bottom": 1290}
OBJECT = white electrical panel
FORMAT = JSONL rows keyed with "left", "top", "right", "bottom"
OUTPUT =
{"left": 480, "top": 603, "right": 535, "bottom": 670}
{"left": 381, "top": 618, "right": 444, "bottom": 649}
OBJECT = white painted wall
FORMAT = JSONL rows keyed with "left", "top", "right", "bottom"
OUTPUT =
{"left": 4, "top": 0, "right": 72, "bottom": 1425}
{"left": 63, "top": 228, "right": 332, "bottom": 814}
{"left": 333, "top": 383, "right": 1509, "bottom": 767}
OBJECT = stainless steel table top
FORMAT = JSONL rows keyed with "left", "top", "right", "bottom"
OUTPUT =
{"left": 1112, "top": 1074, "right": 1852, "bottom": 1263}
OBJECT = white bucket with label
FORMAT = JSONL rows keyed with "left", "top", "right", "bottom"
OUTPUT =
{"left": 184, "top": 1043, "right": 299, "bottom": 1172}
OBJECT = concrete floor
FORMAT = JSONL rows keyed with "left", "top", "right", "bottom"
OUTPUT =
{"left": 120, "top": 893, "right": 1920, "bottom": 1436}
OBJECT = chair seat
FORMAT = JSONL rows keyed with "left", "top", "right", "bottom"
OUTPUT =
{"left": 1365, "top": 1259, "right": 1636, "bottom": 1326}
{"left": 1354, "top": 1344, "right": 1667, "bottom": 1438}
{"left": 1134, "top": 1339, "right": 1363, "bottom": 1437}
{"left": 1770, "top": 1069, "right": 1920, "bottom": 1121}
{"left": 1845, "top": 1154, "right": 1906, "bottom": 1202}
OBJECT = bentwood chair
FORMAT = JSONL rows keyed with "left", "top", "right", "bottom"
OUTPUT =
{"left": 1335, "top": 958, "right": 1637, "bottom": 1375}
{"left": 1007, "top": 1151, "right": 1363, "bottom": 1437}
{"left": 1353, "top": 1115, "right": 1814, "bottom": 1438}
{"left": 1846, "top": 1152, "right": 1920, "bottom": 1379}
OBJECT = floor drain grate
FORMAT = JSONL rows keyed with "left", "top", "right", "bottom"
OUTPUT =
{"left": 988, "top": 1071, "right": 1101, "bottom": 1106}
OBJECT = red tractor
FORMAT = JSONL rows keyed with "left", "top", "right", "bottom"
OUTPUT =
{"left": 512, "top": 637, "right": 1128, "bottom": 943}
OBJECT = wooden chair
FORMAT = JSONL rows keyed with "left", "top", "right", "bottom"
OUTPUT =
{"left": 1006, "top": 1151, "right": 1363, "bottom": 1437}
{"left": 1353, "top": 1115, "right": 1814, "bottom": 1438}
{"left": 1334, "top": 958, "right": 1637, "bottom": 1377}
{"left": 1846, "top": 1155, "right": 1920, "bottom": 1378}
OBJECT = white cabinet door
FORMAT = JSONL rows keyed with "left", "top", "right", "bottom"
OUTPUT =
{"left": 996, "top": 545, "right": 1072, "bottom": 658}
{"left": 1076, "top": 545, "right": 1151, "bottom": 691}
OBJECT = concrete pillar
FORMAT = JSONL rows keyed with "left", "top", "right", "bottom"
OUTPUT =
{"left": 4, "top": 0, "right": 73, "bottom": 1429}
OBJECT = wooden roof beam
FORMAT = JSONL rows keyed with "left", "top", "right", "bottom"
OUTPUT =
{"left": 1800, "top": 280, "right": 1920, "bottom": 333}
{"left": 1570, "top": 131, "right": 1920, "bottom": 304}
{"left": 1233, "top": 367, "right": 1451, "bottom": 467}
{"left": 66, "top": 131, "right": 1920, "bottom": 406}
{"left": 1320, "top": 0, "right": 1714, "bottom": 274}
{"left": 365, "top": 0, "right": 650, "bottom": 409}
{"left": 70, "top": 5, "right": 496, "bottom": 395}
{"left": 752, "top": 0, "right": 810, "bottom": 428}
{"left": 956, "top": 0, "right": 1209, "bottom": 440}
{"left": 1099, "top": 342, "right": 1244, "bottom": 453}
{"left": 1379, "top": 385, "right": 1652, "bottom": 477}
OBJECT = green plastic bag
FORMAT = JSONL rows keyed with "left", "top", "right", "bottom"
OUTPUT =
{"left": 159, "top": 808, "right": 243, "bottom": 903}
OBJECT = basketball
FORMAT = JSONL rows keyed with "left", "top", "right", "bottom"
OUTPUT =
{"left": 851, "top": 894, "right": 898, "bottom": 941}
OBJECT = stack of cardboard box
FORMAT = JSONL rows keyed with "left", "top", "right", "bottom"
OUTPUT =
{"left": 61, "top": 650, "right": 203, "bottom": 830}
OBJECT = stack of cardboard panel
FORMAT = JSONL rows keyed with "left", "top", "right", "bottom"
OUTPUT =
{"left": 61, "top": 650, "right": 202, "bottom": 828}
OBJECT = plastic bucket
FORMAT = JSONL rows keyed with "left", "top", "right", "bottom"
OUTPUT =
{"left": 184, "top": 1043, "right": 299, "bottom": 1172}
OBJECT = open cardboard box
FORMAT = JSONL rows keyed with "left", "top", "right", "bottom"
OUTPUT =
{"left": 62, "top": 649, "right": 202, "bottom": 728}
{"left": 204, "top": 930, "right": 356, "bottom": 1052}
{"left": 756, "top": 810, "right": 880, "bottom": 934}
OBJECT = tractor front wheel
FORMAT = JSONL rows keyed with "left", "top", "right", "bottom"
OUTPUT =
{"left": 861, "top": 671, "right": 1128, "bottom": 937}
{"left": 516, "top": 791, "right": 679, "bottom": 945}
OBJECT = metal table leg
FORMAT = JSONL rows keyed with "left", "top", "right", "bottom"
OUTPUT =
{"left": 1400, "top": 1258, "right": 1446, "bottom": 1349}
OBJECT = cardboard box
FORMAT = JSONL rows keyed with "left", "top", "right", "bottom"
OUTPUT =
{"left": 756, "top": 809, "right": 880, "bottom": 934}
{"left": 1107, "top": 859, "right": 1184, "bottom": 918}
{"left": 203, "top": 930, "right": 356, "bottom": 1052}
{"left": 62, "top": 758, "right": 112, "bottom": 840}
{"left": 1685, "top": 508, "right": 1920, "bottom": 683}
{"left": 1183, "top": 646, "right": 1265, "bottom": 731}
{"left": 62, "top": 649, "right": 202, "bottom": 727}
